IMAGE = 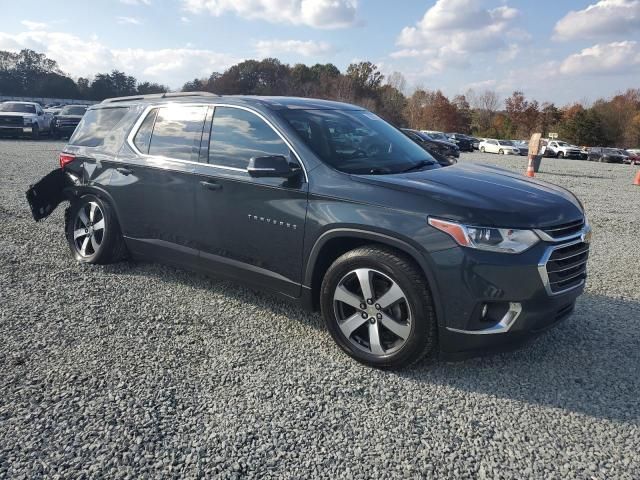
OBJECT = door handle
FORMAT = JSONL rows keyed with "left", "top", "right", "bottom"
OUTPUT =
{"left": 116, "top": 167, "right": 132, "bottom": 176}
{"left": 200, "top": 180, "right": 222, "bottom": 191}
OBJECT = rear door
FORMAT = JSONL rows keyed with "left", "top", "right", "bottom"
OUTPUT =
{"left": 194, "top": 105, "right": 309, "bottom": 297}
{"left": 107, "top": 104, "right": 208, "bottom": 265}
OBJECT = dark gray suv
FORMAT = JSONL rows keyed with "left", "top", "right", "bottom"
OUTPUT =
{"left": 27, "top": 92, "right": 591, "bottom": 368}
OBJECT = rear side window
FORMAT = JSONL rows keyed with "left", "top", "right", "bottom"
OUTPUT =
{"left": 133, "top": 108, "right": 158, "bottom": 154}
{"left": 208, "top": 106, "right": 290, "bottom": 169}
{"left": 69, "top": 107, "right": 129, "bottom": 147}
{"left": 148, "top": 105, "right": 207, "bottom": 161}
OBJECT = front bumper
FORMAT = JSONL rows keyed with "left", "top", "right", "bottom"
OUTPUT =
{"left": 53, "top": 124, "right": 78, "bottom": 135}
{"left": 0, "top": 125, "right": 33, "bottom": 135}
{"left": 429, "top": 236, "right": 587, "bottom": 359}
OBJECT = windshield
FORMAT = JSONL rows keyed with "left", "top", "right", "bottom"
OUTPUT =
{"left": 280, "top": 109, "right": 436, "bottom": 174}
{"left": 427, "top": 132, "right": 448, "bottom": 141}
{"left": 557, "top": 141, "right": 570, "bottom": 146}
{"left": 60, "top": 106, "right": 87, "bottom": 116}
{"left": 0, "top": 103, "right": 36, "bottom": 114}
{"left": 498, "top": 140, "right": 514, "bottom": 146}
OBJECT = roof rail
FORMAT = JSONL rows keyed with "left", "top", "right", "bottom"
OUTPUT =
{"left": 101, "top": 91, "right": 218, "bottom": 104}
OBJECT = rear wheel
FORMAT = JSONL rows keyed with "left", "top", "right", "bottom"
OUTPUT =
{"left": 320, "top": 246, "right": 437, "bottom": 369}
{"left": 66, "top": 194, "right": 127, "bottom": 264}
{"left": 480, "top": 146, "right": 485, "bottom": 153}
{"left": 498, "top": 149, "right": 504, "bottom": 155}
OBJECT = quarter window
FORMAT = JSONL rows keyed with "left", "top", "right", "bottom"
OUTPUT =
{"left": 133, "top": 108, "right": 158, "bottom": 154}
{"left": 208, "top": 107, "right": 290, "bottom": 169}
{"left": 69, "top": 107, "right": 129, "bottom": 147}
{"left": 148, "top": 105, "right": 207, "bottom": 161}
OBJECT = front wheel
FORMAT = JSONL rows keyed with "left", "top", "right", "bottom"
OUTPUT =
{"left": 320, "top": 246, "right": 437, "bottom": 369}
{"left": 498, "top": 149, "right": 504, "bottom": 155}
{"left": 480, "top": 146, "right": 485, "bottom": 153}
{"left": 31, "top": 124, "right": 39, "bottom": 140}
{"left": 66, "top": 194, "right": 127, "bottom": 264}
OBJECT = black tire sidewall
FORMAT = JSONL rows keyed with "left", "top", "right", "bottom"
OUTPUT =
{"left": 66, "top": 194, "right": 118, "bottom": 264}
{"left": 31, "top": 124, "right": 39, "bottom": 140}
{"left": 320, "top": 248, "right": 436, "bottom": 368}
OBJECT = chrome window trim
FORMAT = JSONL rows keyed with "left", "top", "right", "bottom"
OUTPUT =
{"left": 126, "top": 102, "right": 308, "bottom": 182}
{"left": 446, "top": 302, "right": 522, "bottom": 335}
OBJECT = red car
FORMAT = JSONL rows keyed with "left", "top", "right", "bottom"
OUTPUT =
{"left": 622, "top": 149, "right": 640, "bottom": 165}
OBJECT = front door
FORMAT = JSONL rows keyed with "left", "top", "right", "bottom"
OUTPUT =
{"left": 194, "top": 105, "right": 308, "bottom": 297}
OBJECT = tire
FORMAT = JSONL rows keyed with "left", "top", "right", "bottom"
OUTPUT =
{"left": 65, "top": 194, "right": 127, "bottom": 264}
{"left": 31, "top": 124, "right": 39, "bottom": 140}
{"left": 558, "top": 152, "right": 566, "bottom": 159}
{"left": 320, "top": 246, "right": 437, "bottom": 369}
{"left": 480, "top": 146, "right": 485, "bottom": 153}
{"left": 498, "top": 149, "right": 504, "bottom": 155}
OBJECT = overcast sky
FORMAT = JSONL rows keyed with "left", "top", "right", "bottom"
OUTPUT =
{"left": 1, "top": 0, "right": 639, "bottom": 105}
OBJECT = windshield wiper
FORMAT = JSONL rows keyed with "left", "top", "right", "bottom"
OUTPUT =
{"left": 399, "top": 160, "right": 436, "bottom": 173}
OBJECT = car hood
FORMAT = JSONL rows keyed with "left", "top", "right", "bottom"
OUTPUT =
{"left": 428, "top": 138, "right": 457, "bottom": 149}
{"left": 0, "top": 112, "right": 35, "bottom": 117}
{"left": 353, "top": 162, "right": 584, "bottom": 228}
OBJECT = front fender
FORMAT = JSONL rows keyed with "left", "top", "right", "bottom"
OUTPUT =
{"left": 303, "top": 227, "right": 446, "bottom": 328}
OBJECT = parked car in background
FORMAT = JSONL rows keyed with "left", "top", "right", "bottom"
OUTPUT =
{"left": 420, "top": 130, "right": 449, "bottom": 142}
{"left": 479, "top": 139, "right": 520, "bottom": 155}
{"left": 25, "top": 93, "right": 590, "bottom": 368}
{"left": 513, "top": 140, "right": 529, "bottom": 156}
{"left": 446, "top": 133, "right": 474, "bottom": 152}
{"left": 44, "top": 106, "right": 63, "bottom": 116}
{"left": 0, "top": 101, "right": 52, "bottom": 139}
{"left": 622, "top": 150, "right": 640, "bottom": 165}
{"left": 627, "top": 148, "right": 640, "bottom": 156}
{"left": 51, "top": 105, "right": 88, "bottom": 139}
{"left": 402, "top": 129, "right": 459, "bottom": 166}
{"left": 587, "top": 147, "right": 625, "bottom": 163}
{"left": 545, "top": 140, "right": 582, "bottom": 159}
{"left": 579, "top": 147, "right": 590, "bottom": 160}
{"left": 470, "top": 136, "right": 481, "bottom": 150}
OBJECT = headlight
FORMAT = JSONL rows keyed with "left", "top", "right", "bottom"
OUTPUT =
{"left": 428, "top": 218, "right": 540, "bottom": 253}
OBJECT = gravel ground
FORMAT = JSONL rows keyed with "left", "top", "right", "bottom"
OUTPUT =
{"left": 1, "top": 139, "right": 639, "bottom": 479}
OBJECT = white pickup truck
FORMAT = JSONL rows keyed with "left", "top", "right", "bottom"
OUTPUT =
{"left": 544, "top": 140, "right": 584, "bottom": 159}
{"left": 0, "top": 101, "right": 53, "bottom": 139}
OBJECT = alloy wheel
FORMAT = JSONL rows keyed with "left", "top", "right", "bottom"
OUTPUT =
{"left": 73, "top": 201, "right": 105, "bottom": 257}
{"left": 333, "top": 268, "right": 412, "bottom": 357}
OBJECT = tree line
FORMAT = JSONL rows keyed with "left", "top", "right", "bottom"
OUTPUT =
{"left": 2, "top": 49, "right": 639, "bottom": 147}
{"left": 0, "top": 49, "right": 168, "bottom": 101}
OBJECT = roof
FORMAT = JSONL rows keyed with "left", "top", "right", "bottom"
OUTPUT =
{"left": 99, "top": 92, "right": 362, "bottom": 111}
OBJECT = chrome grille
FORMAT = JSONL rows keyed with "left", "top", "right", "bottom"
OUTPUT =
{"left": 543, "top": 241, "right": 589, "bottom": 294}
{"left": 0, "top": 115, "right": 22, "bottom": 126}
{"left": 540, "top": 219, "right": 584, "bottom": 240}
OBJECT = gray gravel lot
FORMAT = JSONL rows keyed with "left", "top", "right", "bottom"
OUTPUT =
{"left": 1, "top": 140, "right": 639, "bottom": 479}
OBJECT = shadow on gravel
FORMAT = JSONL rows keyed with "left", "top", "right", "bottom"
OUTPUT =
{"left": 90, "top": 261, "right": 640, "bottom": 423}
{"left": 99, "top": 260, "right": 325, "bottom": 331}
{"left": 540, "top": 172, "right": 613, "bottom": 180}
{"left": 400, "top": 293, "right": 640, "bottom": 424}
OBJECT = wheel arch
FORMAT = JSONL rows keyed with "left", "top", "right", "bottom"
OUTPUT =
{"left": 304, "top": 228, "right": 444, "bottom": 326}
{"left": 63, "top": 185, "right": 124, "bottom": 231}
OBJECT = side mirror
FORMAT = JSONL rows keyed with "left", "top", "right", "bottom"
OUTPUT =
{"left": 247, "top": 155, "right": 294, "bottom": 178}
